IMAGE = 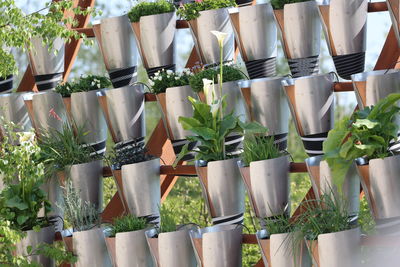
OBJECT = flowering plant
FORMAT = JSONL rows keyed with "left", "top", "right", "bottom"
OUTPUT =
{"left": 177, "top": 0, "right": 236, "bottom": 21}
{"left": 148, "top": 69, "right": 193, "bottom": 94}
{"left": 55, "top": 74, "right": 112, "bottom": 97}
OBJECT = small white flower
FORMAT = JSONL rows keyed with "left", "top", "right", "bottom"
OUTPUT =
{"left": 91, "top": 81, "right": 95, "bottom": 86}
{"left": 81, "top": 74, "right": 87, "bottom": 79}
{"left": 19, "top": 132, "right": 35, "bottom": 144}
{"left": 203, "top": 78, "right": 215, "bottom": 105}
{"left": 149, "top": 80, "right": 155, "bottom": 86}
{"left": 175, "top": 77, "right": 179, "bottom": 80}
{"left": 157, "top": 76, "right": 162, "bottom": 81}
{"left": 166, "top": 70, "right": 173, "bottom": 75}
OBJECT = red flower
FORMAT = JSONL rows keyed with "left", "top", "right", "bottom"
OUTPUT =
{"left": 49, "top": 108, "right": 62, "bottom": 121}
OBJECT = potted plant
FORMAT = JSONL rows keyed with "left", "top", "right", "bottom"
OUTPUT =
{"left": 106, "top": 215, "right": 154, "bottom": 267}
{"left": 271, "top": 0, "right": 321, "bottom": 77}
{"left": 318, "top": 0, "right": 368, "bottom": 80}
{"left": 145, "top": 206, "right": 197, "bottom": 267}
{"left": 282, "top": 73, "right": 336, "bottom": 156}
{"left": 387, "top": 0, "right": 400, "bottom": 47}
{"left": 0, "top": 74, "right": 13, "bottom": 94}
{"left": 177, "top": 0, "right": 237, "bottom": 66}
{"left": 229, "top": 3, "right": 278, "bottom": 79}
{"left": 129, "top": 0, "right": 177, "bottom": 77}
{"left": 56, "top": 74, "right": 111, "bottom": 155}
{"left": 239, "top": 77, "right": 290, "bottom": 150}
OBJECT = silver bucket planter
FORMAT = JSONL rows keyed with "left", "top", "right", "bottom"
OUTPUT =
{"left": 273, "top": 1, "right": 321, "bottom": 77}
{"left": 0, "top": 75, "right": 13, "bottom": 94}
{"left": 145, "top": 227, "right": 197, "bottom": 267}
{"left": 256, "top": 230, "right": 312, "bottom": 267}
{"left": 188, "top": 8, "right": 235, "bottom": 66}
{"left": 16, "top": 225, "right": 55, "bottom": 267}
{"left": 230, "top": 3, "right": 277, "bottom": 79}
{"left": 40, "top": 173, "right": 64, "bottom": 231}
{"left": 305, "top": 156, "right": 360, "bottom": 216}
{"left": 240, "top": 77, "right": 289, "bottom": 150}
{"left": 64, "top": 90, "right": 108, "bottom": 155}
{"left": 238, "top": 156, "right": 290, "bottom": 220}
{"left": 131, "top": 12, "right": 176, "bottom": 77}
{"left": 282, "top": 73, "right": 335, "bottom": 156}
{"left": 73, "top": 227, "right": 112, "bottom": 267}
{"left": 196, "top": 158, "right": 245, "bottom": 225}
{"left": 387, "top": 0, "right": 400, "bottom": 47}
{"left": 97, "top": 85, "right": 145, "bottom": 145}
{"left": 93, "top": 15, "right": 138, "bottom": 88}
{"left": 190, "top": 225, "right": 242, "bottom": 267}
{"left": 106, "top": 228, "right": 154, "bottom": 267}
{"left": 318, "top": 0, "right": 367, "bottom": 80}
{"left": 28, "top": 37, "right": 64, "bottom": 91}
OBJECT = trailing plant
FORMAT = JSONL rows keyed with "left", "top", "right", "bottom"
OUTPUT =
{"left": 323, "top": 93, "right": 400, "bottom": 189}
{"left": 108, "top": 140, "right": 153, "bottom": 170}
{"left": 241, "top": 134, "right": 282, "bottom": 166}
{"left": 158, "top": 205, "right": 177, "bottom": 233}
{"left": 55, "top": 74, "right": 111, "bottom": 97}
{"left": 109, "top": 215, "right": 149, "bottom": 237}
{"left": 177, "top": 0, "right": 236, "bottom": 21}
{"left": 270, "top": 0, "right": 312, "bottom": 10}
{"left": 128, "top": 0, "right": 175, "bottom": 23}
{"left": 264, "top": 213, "right": 293, "bottom": 236}
{"left": 148, "top": 68, "right": 193, "bottom": 94}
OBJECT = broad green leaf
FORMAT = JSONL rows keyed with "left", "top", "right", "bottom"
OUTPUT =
{"left": 353, "top": 119, "right": 379, "bottom": 129}
{"left": 190, "top": 127, "right": 216, "bottom": 140}
{"left": 239, "top": 121, "right": 267, "bottom": 134}
{"left": 17, "top": 215, "right": 28, "bottom": 225}
{"left": 178, "top": 117, "right": 201, "bottom": 130}
{"left": 6, "top": 196, "right": 28, "bottom": 210}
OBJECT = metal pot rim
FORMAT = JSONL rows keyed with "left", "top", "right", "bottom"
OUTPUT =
{"left": 67, "top": 159, "right": 103, "bottom": 169}
{"left": 248, "top": 155, "right": 289, "bottom": 168}
{"left": 121, "top": 157, "right": 160, "bottom": 169}
{"left": 282, "top": 72, "right": 335, "bottom": 86}
{"left": 97, "top": 84, "right": 144, "bottom": 96}
{"left": 305, "top": 155, "right": 325, "bottom": 166}
{"left": 69, "top": 88, "right": 108, "bottom": 97}
{"left": 196, "top": 158, "right": 239, "bottom": 167}
{"left": 196, "top": 7, "right": 230, "bottom": 17}
{"left": 317, "top": 226, "right": 360, "bottom": 239}
{"left": 284, "top": 0, "right": 317, "bottom": 9}
{"left": 98, "top": 14, "right": 129, "bottom": 24}
{"left": 138, "top": 10, "right": 176, "bottom": 22}
{"left": 351, "top": 69, "right": 400, "bottom": 82}
{"left": 236, "top": 2, "right": 271, "bottom": 11}
{"left": 165, "top": 84, "right": 192, "bottom": 92}
{"left": 239, "top": 76, "right": 288, "bottom": 87}
{"left": 115, "top": 227, "right": 151, "bottom": 238}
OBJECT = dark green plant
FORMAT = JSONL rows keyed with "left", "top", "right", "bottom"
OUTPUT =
{"left": 177, "top": 0, "right": 236, "bottom": 21}
{"left": 189, "top": 64, "right": 246, "bottom": 93}
{"left": 148, "top": 69, "right": 193, "bottom": 94}
{"left": 55, "top": 74, "right": 111, "bottom": 97}
{"left": 241, "top": 134, "right": 282, "bottom": 166}
{"left": 264, "top": 214, "right": 293, "bottom": 236}
{"left": 270, "top": 0, "right": 311, "bottom": 10}
{"left": 108, "top": 140, "right": 153, "bottom": 170}
{"left": 109, "top": 215, "right": 148, "bottom": 237}
{"left": 323, "top": 93, "right": 400, "bottom": 189}
{"left": 128, "top": 0, "right": 175, "bottom": 23}
{"left": 158, "top": 205, "right": 177, "bottom": 233}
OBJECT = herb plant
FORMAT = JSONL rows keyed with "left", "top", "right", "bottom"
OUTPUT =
{"left": 241, "top": 134, "right": 282, "bottom": 166}
{"left": 55, "top": 74, "right": 111, "bottom": 97}
{"left": 148, "top": 69, "right": 193, "bottom": 94}
{"left": 128, "top": 0, "right": 175, "bottom": 23}
{"left": 264, "top": 214, "right": 293, "bottom": 236}
{"left": 109, "top": 215, "right": 148, "bottom": 237}
{"left": 177, "top": 0, "right": 236, "bottom": 21}
{"left": 270, "top": 0, "right": 312, "bottom": 10}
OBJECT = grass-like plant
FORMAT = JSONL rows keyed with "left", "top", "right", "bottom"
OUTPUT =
{"left": 128, "top": 0, "right": 175, "bottom": 23}
{"left": 264, "top": 214, "right": 293, "bottom": 236}
{"left": 148, "top": 69, "right": 193, "bottom": 94}
{"left": 55, "top": 74, "right": 111, "bottom": 97}
{"left": 241, "top": 134, "right": 282, "bottom": 167}
{"left": 270, "top": 0, "right": 312, "bottom": 10}
{"left": 177, "top": 0, "right": 236, "bottom": 21}
{"left": 158, "top": 205, "right": 177, "bottom": 234}
{"left": 109, "top": 215, "right": 149, "bottom": 237}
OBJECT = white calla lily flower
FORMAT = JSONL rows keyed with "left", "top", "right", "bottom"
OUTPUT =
{"left": 211, "top": 31, "right": 228, "bottom": 47}
{"left": 202, "top": 78, "right": 215, "bottom": 105}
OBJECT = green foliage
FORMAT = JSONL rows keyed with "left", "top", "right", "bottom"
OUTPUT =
{"left": 148, "top": 69, "right": 193, "bottom": 94}
{"left": 189, "top": 64, "right": 246, "bottom": 93}
{"left": 177, "top": 0, "right": 236, "bottom": 21}
{"left": 264, "top": 214, "right": 293, "bottom": 235}
{"left": 128, "top": 0, "right": 175, "bottom": 23}
{"left": 270, "top": 0, "right": 312, "bottom": 10}
{"left": 323, "top": 93, "right": 400, "bottom": 189}
{"left": 110, "top": 215, "right": 148, "bottom": 237}
{"left": 241, "top": 134, "right": 282, "bottom": 166}
{"left": 158, "top": 205, "right": 177, "bottom": 233}
{"left": 55, "top": 74, "right": 111, "bottom": 97}
{"left": 30, "top": 241, "right": 77, "bottom": 266}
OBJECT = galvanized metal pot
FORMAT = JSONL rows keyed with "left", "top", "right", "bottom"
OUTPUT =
{"left": 273, "top": 1, "right": 321, "bottom": 77}
{"left": 93, "top": 15, "right": 138, "bottom": 88}
{"left": 28, "top": 37, "right": 64, "bottom": 91}
{"left": 0, "top": 75, "right": 13, "bottom": 94}
{"left": 240, "top": 77, "right": 289, "bottom": 150}
{"left": 190, "top": 225, "right": 242, "bottom": 267}
{"left": 16, "top": 225, "right": 55, "bottom": 267}
{"left": 196, "top": 158, "right": 245, "bottom": 225}
{"left": 230, "top": 3, "right": 277, "bottom": 79}
{"left": 73, "top": 227, "right": 112, "bottom": 267}
{"left": 97, "top": 85, "right": 145, "bottom": 145}
{"left": 131, "top": 12, "right": 176, "bottom": 77}
{"left": 305, "top": 156, "right": 360, "bottom": 216}
{"left": 387, "top": 0, "right": 400, "bottom": 47}
{"left": 40, "top": 174, "right": 64, "bottom": 231}
{"left": 318, "top": 0, "right": 368, "bottom": 80}
{"left": 282, "top": 73, "right": 335, "bottom": 156}
{"left": 188, "top": 8, "right": 234, "bottom": 66}
{"left": 238, "top": 156, "right": 290, "bottom": 220}
{"left": 145, "top": 227, "right": 197, "bottom": 267}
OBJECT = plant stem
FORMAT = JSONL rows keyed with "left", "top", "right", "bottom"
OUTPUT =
{"left": 219, "top": 43, "right": 225, "bottom": 160}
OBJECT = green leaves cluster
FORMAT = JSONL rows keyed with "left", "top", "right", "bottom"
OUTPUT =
{"left": 148, "top": 69, "right": 193, "bottom": 94}
{"left": 241, "top": 134, "right": 282, "bottom": 166}
{"left": 270, "top": 0, "right": 312, "bottom": 10}
{"left": 128, "top": 0, "right": 175, "bottom": 23}
{"left": 109, "top": 215, "right": 148, "bottom": 237}
{"left": 323, "top": 93, "right": 400, "bottom": 189}
{"left": 55, "top": 74, "right": 112, "bottom": 97}
{"left": 264, "top": 214, "right": 293, "bottom": 235}
{"left": 158, "top": 205, "right": 177, "bottom": 233}
{"left": 177, "top": 0, "right": 236, "bottom": 21}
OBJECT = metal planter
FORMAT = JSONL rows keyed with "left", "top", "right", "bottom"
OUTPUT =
{"left": 73, "top": 227, "right": 112, "bottom": 267}
{"left": 0, "top": 75, "right": 13, "bottom": 94}
{"left": 282, "top": 73, "right": 335, "bottom": 156}
{"left": 240, "top": 77, "right": 289, "bottom": 150}
{"left": 305, "top": 156, "right": 360, "bottom": 216}
{"left": 387, "top": 0, "right": 400, "bottom": 47}
{"left": 273, "top": 1, "right": 321, "bottom": 77}
{"left": 196, "top": 158, "right": 245, "bottom": 225}
{"left": 188, "top": 8, "right": 235, "bottom": 66}
{"left": 318, "top": 0, "right": 367, "bottom": 80}
{"left": 16, "top": 225, "right": 55, "bottom": 267}
{"left": 230, "top": 3, "right": 277, "bottom": 79}
{"left": 131, "top": 12, "right": 176, "bottom": 77}
{"left": 93, "top": 15, "right": 138, "bottom": 88}
{"left": 238, "top": 156, "right": 290, "bottom": 219}
{"left": 28, "top": 37, "right": 64, "bottom": 91}
{"left": 190, "top": 225, "right": 242, "bottom": 267}
{"left": 39, "top": 174, "right": 64, "bottom": 231}
{"left": 98, "top": 85, "right": 145, "bottom": 145}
